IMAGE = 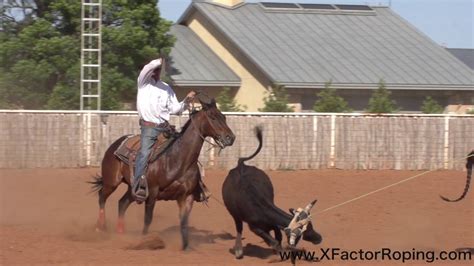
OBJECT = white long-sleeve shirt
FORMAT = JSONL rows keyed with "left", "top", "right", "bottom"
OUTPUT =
{"left": 136, "top": 59, "right": 188, "bottom": 124}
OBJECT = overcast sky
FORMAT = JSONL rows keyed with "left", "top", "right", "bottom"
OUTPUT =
{"left": 158, "top": 0, "right": 474, "bottom": 48}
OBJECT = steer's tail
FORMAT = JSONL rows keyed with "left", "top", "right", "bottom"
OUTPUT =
{"left": 238, "top": 126, "right": 263, "bottom": 166}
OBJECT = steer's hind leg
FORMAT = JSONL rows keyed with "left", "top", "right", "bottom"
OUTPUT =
{"left": 232, "top": 216, "right": 244, "bottom": 259}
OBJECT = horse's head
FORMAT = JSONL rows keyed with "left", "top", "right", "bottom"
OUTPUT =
{"left": 192, "top": 94, "right": 235, "bottom": 148}
{"left": 284, "top": 199, "right": 322, "bottom": 248}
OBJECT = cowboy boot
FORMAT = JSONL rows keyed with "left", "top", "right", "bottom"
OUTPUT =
{"left": 132, "top": 175, "right": 149, "bottom": 204}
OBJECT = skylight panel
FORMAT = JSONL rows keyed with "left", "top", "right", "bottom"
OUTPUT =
{"left": 335, "top": 5, "right": 373, "bottom": 11}
{"left": 261, "top": 2, "right": 300, "bottom": 9}
{"left": 299, "top": 4, "right": 336, "bottom": 10}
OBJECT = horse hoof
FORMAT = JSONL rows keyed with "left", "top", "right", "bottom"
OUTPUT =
{"left": 235, "top": 249, "right": 243, "bottom": 259}
{"left": 116, "top": 227, "right": 124, "bottom": 234}
{"left": 95, "top": 226, "right": 106, "bottom": 232}
{"left": 95, "top": 222, "right": 106, "bottom": 232}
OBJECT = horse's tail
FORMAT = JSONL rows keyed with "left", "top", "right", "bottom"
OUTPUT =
{"left": 87, "top": 174, "right": 104, "bottom": 193}
{"left": 440, "top": 150, "right": 474, "bottom": 202}
{"left": 238, "top": 126, "right": 263, "bottom": 166}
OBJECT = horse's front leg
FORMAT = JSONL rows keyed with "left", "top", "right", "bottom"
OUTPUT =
{"left": 178, "top": 194, "right": 194, "bottom": 250}
{"left": 142, "top": 189, "right": 158, "bottom": 235}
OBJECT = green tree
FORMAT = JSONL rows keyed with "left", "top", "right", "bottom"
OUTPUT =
{"left": 258, "top": 85, "right": 294, "bottom": 112}
{"left": 216, "top": 87, "right": 246, "bottom": 112}
{"left": 421, "top": 96, "right": 444, "bottom": 114}
{"left": 366, "top": 80, "right": 398, "bottom": 113}
{"left": 1, "top": 0, "right": 174, "bottom": 110}
{"left": 313, "top": 81, "right": 352, "bottom": 112}
{"left": 466, "top": 109, "right": 474, "bottom": 115}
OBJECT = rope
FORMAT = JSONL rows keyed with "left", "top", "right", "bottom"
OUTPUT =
{"left": 210, "top": 194, "right": 226, "bottom": 208}
{"left": 315, "top": 153, "right": 474, "bottom": 215}
{"left": 196, "top": 160, "right": 226, "bottom": 208}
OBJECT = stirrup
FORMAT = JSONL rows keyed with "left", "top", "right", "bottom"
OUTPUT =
{"left": 133, "top": 175, "right": 149, "bottom": 204}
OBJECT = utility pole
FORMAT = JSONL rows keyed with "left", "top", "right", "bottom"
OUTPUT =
{"left": 80, "top": 0, "right": 102, "bottom": 110}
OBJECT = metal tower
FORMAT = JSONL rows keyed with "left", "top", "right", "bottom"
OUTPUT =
{"left": 80, "top": 0, "right": 102, "bottom": 110}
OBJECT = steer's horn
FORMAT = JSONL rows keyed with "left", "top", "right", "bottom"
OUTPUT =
{"left": 304, "top": 199, "right": 317, "bottom": 213}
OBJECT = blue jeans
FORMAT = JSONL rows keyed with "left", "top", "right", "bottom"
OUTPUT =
{"left": 134, "top": 126, "right": 164, "bottom": 182}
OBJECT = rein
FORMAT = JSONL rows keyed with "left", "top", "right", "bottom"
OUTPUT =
{"left": 188, "top": 98, "right": 223, "bottom": 150}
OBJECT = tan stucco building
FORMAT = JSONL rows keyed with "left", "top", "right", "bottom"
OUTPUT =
{"left": 168, "top": 0, "right": 474, "bottom": 112}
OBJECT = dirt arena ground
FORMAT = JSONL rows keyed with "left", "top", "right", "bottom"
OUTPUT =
{"left": 0, "top": 168, "right": 472, "bottom": 265}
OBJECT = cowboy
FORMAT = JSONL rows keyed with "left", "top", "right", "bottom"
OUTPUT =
{"left": 133, "top": 56, "right": 196, "bottom": 203}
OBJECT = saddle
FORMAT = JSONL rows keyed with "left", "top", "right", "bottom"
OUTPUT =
{"left": 113, "top": 132, "right": 176, "bottom": 176}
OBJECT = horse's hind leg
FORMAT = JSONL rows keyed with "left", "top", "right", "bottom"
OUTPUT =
{"left": 96, "top": 184, "right": 119, "bottom": 231}
{"left": 117, "top": 185, "right": 133, "bottom": 234}
{"left": 95, "top": 137, "right": 126, "bottom": 232}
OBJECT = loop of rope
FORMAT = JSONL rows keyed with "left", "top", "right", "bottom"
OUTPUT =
{"left": 315, "top": 153, "right": 474, "bottom": 215}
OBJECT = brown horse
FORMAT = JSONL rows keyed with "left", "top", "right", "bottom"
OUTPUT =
{"left": 90, "top": 97, "right": 235, "bottom": 249}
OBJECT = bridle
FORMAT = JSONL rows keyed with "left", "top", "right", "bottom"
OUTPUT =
{"left": 188, "top": 94, "right": 224, "bottom": 149}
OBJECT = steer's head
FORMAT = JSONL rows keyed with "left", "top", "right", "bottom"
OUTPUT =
{"left": 284, "top": 199, "right": 322, "bottom": 247}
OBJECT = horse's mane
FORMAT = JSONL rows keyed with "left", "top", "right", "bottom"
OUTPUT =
{"left": 179, "top": 109, "right": 200, "bottom": 135}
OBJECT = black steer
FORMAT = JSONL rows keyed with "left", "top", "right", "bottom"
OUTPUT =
{"left": 222, "top": 126, "right": 322, "bottom": 259}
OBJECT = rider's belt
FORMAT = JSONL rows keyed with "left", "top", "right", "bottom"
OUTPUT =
{"left": 139, "top": 119, "right": 169, "bottom": 128}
